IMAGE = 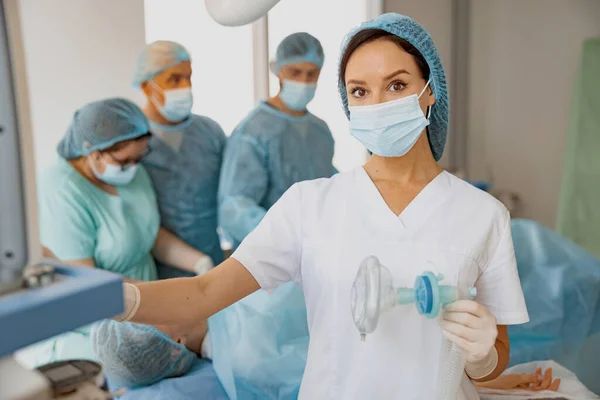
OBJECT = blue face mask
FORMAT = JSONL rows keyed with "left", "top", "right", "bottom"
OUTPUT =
{"left": 279, "top": 80, "right": 317, "bottom": 111}
{"left": 90, "top": 156, "right": 138, "bottom": 186}
{"left": 349, "top": 80, "right": 431, "bottom": 157}
{"left": 150, "top": 81, "right": 193, "bottom": 123}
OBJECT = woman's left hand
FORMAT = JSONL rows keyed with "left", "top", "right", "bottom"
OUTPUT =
{"left": 439, "top": 300, "right": 498, "bottom": 363}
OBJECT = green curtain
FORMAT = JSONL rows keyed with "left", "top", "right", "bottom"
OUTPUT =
{"left": 557, "top": 38, "right": 600, "bottom": 258}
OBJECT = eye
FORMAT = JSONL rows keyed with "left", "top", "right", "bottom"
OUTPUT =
{"left": 388, "top": 81, "right": 405, "bottom": 92}
{"left": 350, "top": 87, "right": 367, "bottom": 98}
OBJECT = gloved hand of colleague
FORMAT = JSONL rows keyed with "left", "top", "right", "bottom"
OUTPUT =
{"left": 194, "top": 255, "right": 214, "bottom": 276}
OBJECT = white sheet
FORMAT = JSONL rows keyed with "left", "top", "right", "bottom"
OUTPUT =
{"left": 478, "top": 361, "right": 599, "bottom": 400}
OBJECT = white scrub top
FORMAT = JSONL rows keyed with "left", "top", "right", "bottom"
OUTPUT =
{"left": 233, "top": 168, "right": 529, "bottom": 400}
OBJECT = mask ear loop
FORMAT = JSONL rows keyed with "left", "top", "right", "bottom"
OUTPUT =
{"left": 418, "top": 79, "right": 431, "bottom": 98}
{"left": 418, "top": 80, "right": 433, "bottom": 120}
{"left": 148, "top": 80, "right": 166, "bottom": 110}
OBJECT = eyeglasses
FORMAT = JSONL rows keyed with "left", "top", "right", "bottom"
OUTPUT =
{"left": 103, "top": 146, "right": 152, "bottom": 171}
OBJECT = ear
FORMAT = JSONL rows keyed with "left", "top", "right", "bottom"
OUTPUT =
{"left": 428, "top": 88, "right": 436, "bottom": 107}
{"left": 141, "top": 81, "right": 152, "bottom": 98}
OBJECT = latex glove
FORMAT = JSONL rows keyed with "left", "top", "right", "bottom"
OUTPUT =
{"left": 194, "top": 255, "right": 214, "bottom": 276}
{"left": 114, "top": 283, "right": 140, "bottom": 322}
{"left": 440, "top": 300, "right": 497, "bottom": 363}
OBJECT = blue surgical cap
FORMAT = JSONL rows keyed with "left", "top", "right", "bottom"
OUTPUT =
{"left": 338, "top": 13, "right": 449, "bottom": 161}
{"left": 57, "top": 98, "right": 149, "bottom": 160}
{"left": 271, "top": 32, "right": 325, "bottom": 74}
{"left": 132, "top": 40, "right": 191, "bottom": 88}
{"left": 90, "top": 320, "right": 197, "bottom": 388}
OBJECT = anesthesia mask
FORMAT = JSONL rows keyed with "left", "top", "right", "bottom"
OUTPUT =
{"left": 350, "top": 256, "right": 476, "bottom": 341}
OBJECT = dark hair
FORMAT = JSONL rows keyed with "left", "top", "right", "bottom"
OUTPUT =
{"left": 101, "top": 133, "right": 151, "bottom": 153}
{"left": 339, "top": 29, "right": 430, "bottom": 86}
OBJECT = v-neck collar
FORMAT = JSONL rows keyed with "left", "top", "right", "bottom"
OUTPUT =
{"left": 356, "top": 166, "right": 451, "bottom": 231}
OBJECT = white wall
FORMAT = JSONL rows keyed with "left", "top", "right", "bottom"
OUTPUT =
{"left": 383, "top": 0, "right": 454, "bottom": 169}
{"left": 467, "top": 0, "right": 600, "bottom": 227}
{"left": 17, "top": 0, "right": 147, "bottom": 177}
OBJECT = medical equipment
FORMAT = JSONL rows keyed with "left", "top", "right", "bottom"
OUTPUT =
{"left": 91, "top": 161, "right": 138, "bottom": 186}
{"left": 0, "top": 2, "right": 127, "bottom": 398}
{"left": 350, "top": 255, "right": 476, "bottom": 340}
{"left": 350, "top": 256, "right": 476, "bottom": 400}
{"left": 37, "top": 360, "right": 104, "bottom": 397}
{"left": 204, "top": 0, "right": 281, "bottom": 27}
{"left": 279, "top": 81, "right": 317, "bottom": 111}
{"left": 149, "top": 85, "right": 193, "bottom": 123}
{"left": 348, "top": 80, "right": 431, "bottom": 158}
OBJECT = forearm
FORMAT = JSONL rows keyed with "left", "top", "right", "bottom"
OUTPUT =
{"left": 128, "top": 276, "right": 207, "bottom": 325}
{"left": 152, "top": 227, "right": 206, "bottom": 273}
{"left": 120, "top": 258, "right": 260, "bottom": 326}
{"left": 468, "top": 326, "right": 510, "bottom": 382}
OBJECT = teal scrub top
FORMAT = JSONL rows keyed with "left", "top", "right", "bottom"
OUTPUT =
{"left": 21, "top": 157, "right": 160, "bottom": 367}
{"left": 39, "top": 157, "right": 160, "bottom": 280}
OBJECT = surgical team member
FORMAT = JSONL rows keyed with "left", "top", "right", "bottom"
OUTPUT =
{"left": 218, "top": 32, "right": 336, "bottom": 248}
{"left": 132, "top": 41, "right": 226, "bottom": 274}
{"left": 115, "top": 14, "right": 529, "bottom": 399}
{"left": 24, "top": 98, "right": 210, "bottom": 366}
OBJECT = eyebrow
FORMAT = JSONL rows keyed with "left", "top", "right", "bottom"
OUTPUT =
{"left": 384, "top": 69, "right": 410, "bottom": 80}
{"left": 346, "top": 69, "right": 411, "bottom": 86}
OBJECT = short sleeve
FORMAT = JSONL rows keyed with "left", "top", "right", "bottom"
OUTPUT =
{"left": 39, "top": 185, "right": 96, "bottom": 261}
{"left": 232, "top": 183, "right": 302, "bottom": 292}
{"left": 475, "top": 218, "right": 530, "bottom": 325}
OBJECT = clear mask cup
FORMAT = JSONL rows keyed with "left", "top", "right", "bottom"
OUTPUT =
{"left": 350, "top": 256, "right": 476, "bottom": 400}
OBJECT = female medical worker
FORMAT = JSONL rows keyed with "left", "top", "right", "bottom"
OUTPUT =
{"left": 218, "top": 32, "right": 336, "bottom": 248}
{"left": 24, "top": 98, "right": 210, "bottom": 367}
{"left": 116, "top": 14, "right": 529, "bottom": 400}
{"left": 133, "top": 41, "right": 226, "bottom": 277}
